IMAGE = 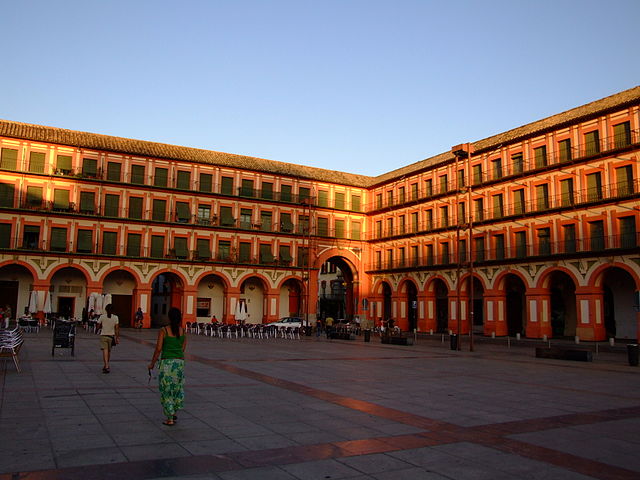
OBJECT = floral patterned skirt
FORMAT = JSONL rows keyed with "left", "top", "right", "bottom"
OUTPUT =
{"left": 158, "top": 358, "right": 185, "bottom": 418}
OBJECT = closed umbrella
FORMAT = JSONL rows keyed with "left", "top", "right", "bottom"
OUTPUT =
{"left": 103, "top": 293, "right": 112, "bottom": 308}
{"left": 88, "top": 293, "right": 96, "bottom": 312}
{"left": 235, "top": 300, "right": 248, "bottom": 323}
{"left": 28, "top": 291, "right": 38, "bottom": 314}
{"left": 94, "top": 294, "right": 103, "bottom": 315}
{"left": 43, "top": 292, "right": 52, "bottom": 314}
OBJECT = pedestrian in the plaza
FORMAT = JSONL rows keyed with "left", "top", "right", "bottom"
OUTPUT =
{"left": 134, "top": 307, "right": 144, "bottom": 329}
{"left": 325, "top": 316, "right": 334, "bottom": 339}
{"left": 315, "top": 317, "right": 322, "bottom": 337}
{"left": 148, "top": 307, "right": 187, "bottom": 426}
{"left": 4, "top": 305, "right": 11, "bottom": 329}
{"left": 97, "top": 304, "right": 119, "bottom": 374}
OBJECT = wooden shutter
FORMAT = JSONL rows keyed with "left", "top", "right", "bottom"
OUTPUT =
{"left": 240, "top": 179, "right": 254, "bottom": 197}
{"left": 196, "top": 239, "right": 211, "bottom": 259}
{"left": 130, "top": 165, "right": 145, "bottom": 184}
{"left": 0, "top": 223, "right": 11, "bottom": 248}
{"left": 558, "top": 139, "right": 572, "bottom": 162}
{"left": 106, "top": 162, "right": 121, "bottom": 181}
{"left": 351, "top": 222, "right": 361, "bottom": 240}
{"left": 221, "top": 177, "right": 233, "bottom": 195}
{"left": 220, "top": 206, "right": 234, "bottom": 226}
{"left": 128, "top": 197, "right": 143, "bottom": 219}
{"left": 199, "top": 173, "right": 212, "bottom": 192}
{"left": 238, "top": 242, "right": 251, "bottom": 262}
{"left": 174, "top": 237, "right": 188, "bottom": 259}
{"left": 260, "top": 244, "right": 273, "bottom": 263}
{"left": 56, "top": 155, "right": 72, "bottom": 173}
{"left": 104, "top": 194, "right": 119, "bottom": 217}
{"left": 351, "top": 195, "right": 361, "bottom": 212}
{"left": 613, "top": 121, "right": 631, "bottom": 148}
{"left": 260, "top": 182, "right": 273, "bottom": 199}
{"left": 53, "top": 189, "right": 70, "bottom": 210}
{"left": 126, "top": 233, "right": 141, "bottom": 257}
{"left": 280, "top": 185, "right": 292, "bottom": 202}
{"left": 26, "top": 186, "right": 43, "bottom": 207}
{"left": 50, "top": 227, "right": 67, "bottom": 252}
{"left": 151, "top": 236, "right": 165, "bottom": 258}
{"left": 299, "top": 187, "right": 310, "bottom": 203}
{"left": 76, "top": 229, "right": 93, "bottom": 253}
{"left": 586, "top": 173, "right": 602, "bottom": 201}
{"left": 79, "top": 192, "right": 95, "bottom": 213}
{"left": 335, "top": 219, "right": 345, "bottom": 238}
{"left": 0, "top": 183, "right": 14, "bottom": 207}
{"left": 534, "top": 146, "right": 547, "bottom": 168}
{"left": 29, "top": 152, "right": 46, "bottom": 173}
{"left": 584, "top": 131, "right": 600, "bottom": 156}
{"left": 318, "top": 190, "right": 328, "bottom": 207}
{"left": 152, "top": 199, "right": 166, "bottom": 221}
{"left": 1, "top": 148, "right": 18, "bottom": 170}
{"left": 334, "top": 192, "right": 345, "bottom": 209}
{"left": 102, "top": 231, "right": 117, "bottom": 255}
{"left": 513, "top": 189, "right": 524, "bottom": 215}
{"left": 154, "top": 168, "right": 168, "bottom": 187}
{"left": 82, "top": 158, "right": 97, "bottom": 177}
{"left": 176, "top": 202, "right": 191, "bottom": 222}
{"left": 177, "top": 171, "right": 191, "bottom": 190}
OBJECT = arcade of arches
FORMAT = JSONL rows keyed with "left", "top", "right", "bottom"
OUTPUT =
{"left": 0, "top": 257, "right": 638, "bottom": 341}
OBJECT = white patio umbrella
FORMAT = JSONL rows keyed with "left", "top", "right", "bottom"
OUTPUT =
{"left": 88, "top": 293, "right": 96, "bottom": 312}
{"left": 43, "top": 292, "right": 52, "bottom": 314}
{"left": 28, "top": 291, "right": 38, "bottom": 314}
{"left": 103, "top": 293, "right": 112, "bottom": 308}
{"left": 235, "top": 299, "right": 248, "bottom": 323}
{"left": 94, "top": 294, "right": 104, "bottom": 315}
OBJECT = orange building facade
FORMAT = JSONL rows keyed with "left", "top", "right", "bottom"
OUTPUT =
{"left": 1, "top": 87, "right": 639, "bottom": 340}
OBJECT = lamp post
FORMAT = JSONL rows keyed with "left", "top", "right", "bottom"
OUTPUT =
{"left": 451, "top": 143, "right": 475, "bottom": 352}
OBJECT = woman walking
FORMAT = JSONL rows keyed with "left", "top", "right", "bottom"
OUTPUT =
{"left": 148, "top": 307, "right": 187, "bottom": 426}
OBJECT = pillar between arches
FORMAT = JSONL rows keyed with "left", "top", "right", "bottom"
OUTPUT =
{"left": 391, "top": 293, "right": 407, "bottom": 330}
{"left": 182, "top": 287, "right": 198, "bottom": 324}
{"left": 31, "top": 281, "right": 51, "bottom": 324}
{"left": 263, "top": 290, "right": 279, "bottom": 324}
{"left": 525, "top": 289, "right": 552, "bottom": 339}
{"left": 448, "top": 292, "right": 469, "bottom": 334}
{"left": 134, "top": 286, "right": 152, "bottom": 328}
{"left": 575, "top": 286, "right": 605, "bottom": 341}
{"left": 225, "top": 287, "right": 240, "bottom": 324}
{"left": 417, "top": 292, "right": 430, "bottom": 332}
{"left": 483, "top": 290, "right": 508, "bottom": 337}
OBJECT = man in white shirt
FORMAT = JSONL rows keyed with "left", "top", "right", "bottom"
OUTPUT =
{"left": 97, "top": 304, "right": 120, "bottom": 373}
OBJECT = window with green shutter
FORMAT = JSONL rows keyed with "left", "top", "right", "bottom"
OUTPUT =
{"left": 584, "top": 131, "right": 600, "bottom": 156}
{"left": 57, "top": 155, "right": 72, "bottom": 174}
{"left": 199, "top": 173, "right": 212, "bottom": 192}
{"left": 472, "top": 164, "right": 482, "bottom": 184}
{"left": 494, "top": 234, "right": 505, "bottom": 260}
{"left": 220, "top": 177, "right": 233, "bottom": 195}
{"left": 515, "top": 231, "right": 527, "bottom": 258}
{"left": 560, "top": 179, "right": 574, "bottom": 206}
{"left": 240, "top": 179, "right": 254, "bottom": 197}
{"left": 589, "top": 221, "right": 605, "bottom": 251}
{"left": 220, "top": 206, "right": 234, "bottom": 226}
{"left": 79, "top": 191, "right": 95, "bottom": 213}
{"left": 102, "top": 231, "right": 117, "bottom": 255}
{"left": 297, "top": 246, "right": 308, "bottom": 267}
{"left": 260, "top": 211, "right": 272, "bottom": 231}
{"left": 536, "top": 184, "right": 549, "bottom": 210}
{"left": 586, "top": 172, "right": 602, "bottom": 201}
{"left": 176, "top": 170, "right": 190, "bottom": 190}
{"left": 351, "top": 221, "right": 361, "bottom": 240}
{"left": 613, "top": 121, "right": 631, "bottom": 148}
{"left": 439, "top": 175, "right": 448, "bottom": 194}
{"left": 240, "top": 208, "right": 252, "bottom": 228}
{"left": 280, "top": 184, "right": 292, "bottom": 202}
{"left": 128, "top": 196, "right": 143, "bottom": 219}
{"left": 278, "top": 245, "right": 292, "bottom": 264}
{"left": 154, "top": 167, "right": 168, "bottom": 187}
{"left": 29, "top": 152, "right": 46, "bottom": 173}
{"left": 280, "top": 213, "right": 293, "bottom": 232}
{"left": 50, "top": 227, "right": 67, "bottom": 252}
{"left": 174, "top": 237, "right": 188, "bottom": 259}
{"left": 317, "top": 217, "right": 328, "bottom": 236}
{"left": 130, "top": 165, "right": 145, "bottom": 184}
{"left": 493, "top": 194, "right": 503, "bottom": 219}
{"left": 534, "top": 146, "right": 547, "bottom": 168}
{"left": 261, "top": 182, "right": 273, "bottom": 199}
{"left": 620, "top": 216, "right": 636, "bottom": 248}
{"left": 217, "top": 240, "right": 231, "bottom": 260}
{"left": 106, "top": 162, "right": 121, "bottom": 181}
{"left": 23, "top": 225, "right": 40, "bottom": 249}
{"left": 558, "top": 139, "right": 572, "bottom": 162}
{"left": 151, "top": 235, "right": 165, "bottom": 258}
{"left": 351, "top": 194, "right": 361, "bottom": 212}
{"left": 238, "top": 242, "right": 251, "bottom": 262}
{"left": 126, "top": 233, "right": 141, "bottom": 257}
{"left": 82, "top": 158, "right": 98, "bottom": 178}
{"left": 0, "top": 183, "right": 14, "bottom": 207}
{"left": 334, "top": 192, "right": 345, "bottom": 209}
{"left": 1, "top": 148, "right": 18, "bottom": 170}
{"left": 616, "top": 165, "right": 634, "bottom": 196}
{"left": 152, "top": 199, "right": 166, "bottom": 221}
{"left": 299, "top": 187, "right": 310, "bottom": 203}
{"left": 176, "top": 202, "right": 191, "bottom": 223}
{"left": 563, "top": 224, "right": 576, "bottom": 253}
{"left": 0, "top": 223, "right": 11, "bottom": 248}
{"left": 318, "top": 190, "right": 328, "bottom": 207}
{"left": 511, "top": 153, "right": 523, "bottom": 174}
{"left": 513, "top": 189, "right": 525, "bottom": 215}
{"left": 537, "top": 228, "right": 551, "bottom": 256}
{"left": 259, "top": 244, "right": 274, "bottom": 264}
{"left": 196, "top": 238, "right": 211, "bottom": 260}
{"left": 53, "top": 189, "right": 70, "bottom": 210}
{"left": 334, "top": 219, "right": 345, "bottom": 238}
{"left": 26, "top": 186, "right": 43, "bottom": 208}
{"left": 104, "top": 194, "right": 120, "bottom": 217}
{"left": 474, "top": 238, "right": 485, "bottom": 262}
{"left": 76, "top": 229, "right": 93, "bottom": 253}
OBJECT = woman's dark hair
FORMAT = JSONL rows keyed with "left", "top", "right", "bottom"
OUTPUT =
{"left": 168, "top": 307, "right": 182, "bottom": 337}
{"left": 105, "top": 304, "right": 113, "bottom": 318}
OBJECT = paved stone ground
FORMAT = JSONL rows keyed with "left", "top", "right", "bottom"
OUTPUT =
{"left": 0, "top": 327, "right": 639, "bottom": 480}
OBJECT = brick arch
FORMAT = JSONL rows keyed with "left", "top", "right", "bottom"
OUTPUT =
{"left": 237, "top": 273, "right": 271, "bottom": 292}
{"left": 493, "top": 269, "right": 531, "bottom": 291}
{"left": 458, "top": 273, "right": 487, "bottom": 293}
{"left": 588, "top": 262, "right": 640, "bottom": 289}
{"left": 425, "top": 275, "right": 452, "bottom": 293}
{"left": 397, "top": 277, "right": 419, "bottom": 295}
{"left": 536, "top": 266, "right": 581, "bottom": 290}
{"left": 99, "top": 265, "right": 143, "bottom": 286}
{"left": 276, "top": 274, "right": 305, "bottom": 291}
{"left": 372, "top": 278, "right": 394, "bottom": 295}
{"left": 315, "top": 248, "right": 360, "bottom": 281}
{"left": 0, "top": 260, "right": 39, "bottom": 281}
{"left": 45, "top": 263, "right": 91, "bottom": 284}
{"left": 193, "top": 270, "right": 231, "bottom": 291}
{"left": 148, "top": 269, "right": 189, "bottom": 288}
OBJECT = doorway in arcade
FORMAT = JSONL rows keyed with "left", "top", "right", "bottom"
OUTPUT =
{"left": 151, "top": 273, "right": 183, "bottom": 328}
{"left": 317, "top": 257, "right": 356, "bottom": 321}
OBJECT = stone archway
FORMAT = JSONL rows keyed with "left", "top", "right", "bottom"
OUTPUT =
{"left": 318, "top": 257, "right": 357, "bottom": 321}
{"left": 548, "top": 271, "right": 577, "bottom": 338}
{"left": 195, "top": 274, "right": 226, "bottom": 322}
{"left": 240, "top": 276, "right": 266, "bottom": 324}
{"left": 0, "top": 264, "right": 35, "bottom": 320}
{"left": 151, "top": 272, "right": 184, "bottom": 327}
{"left": 50, "top": 267, "right": 88, "bottom": 320}
{"left": 103, "top": 270, "right": 137, "bottom": 328}
{"left": 600, "top": 267, "right": 637, "bottom": 339}
{"left": 280, "top": 278, "right": 303, "bottom": 318}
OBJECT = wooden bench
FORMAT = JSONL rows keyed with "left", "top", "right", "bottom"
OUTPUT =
{"left": 0, "top": 328, "right": 25, "bottom": 372}
{"left": 535, "top": 346, "right": 592, "bottom": 362}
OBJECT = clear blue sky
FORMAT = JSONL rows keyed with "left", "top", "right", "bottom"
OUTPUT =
{"left": 1, "top": 0, "right": 638, "bottom": 176}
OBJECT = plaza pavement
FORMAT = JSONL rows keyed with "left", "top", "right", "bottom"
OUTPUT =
{"left": 0, "top": 326, "right": 639, "bottom": 480}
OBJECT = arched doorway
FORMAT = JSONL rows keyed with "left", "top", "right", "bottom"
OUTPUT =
{"left": 280, "top": 278, "right": 303, "bottom": 318}
{"left": 196, "top": 274, "right": 226, "bottom": 322}
{"left": 468, "top": 277, "right": 484, "bottom": 334}
{"left": 240, "top": 277, "right": 265, "bottom": 324}
{"left": 600, "top": 267, "right": 637, "bottom": 339}
{"left": 103, "top": 270, "right": 137, "bottom": 328}
{"left": 434, "top": 279, "right": 448, "bottom": 333}
{"left": 50, "top": 267, "right": 88, "bottom": 319}
{"left": 406, "top": 281, "right": 418, "bottom": 331}
{"left": 0, "top": 264, "right": 34, "bottom": 319}
{"left": 548, "top": 271, "right": 577, "bottom": 338}
{"left": 151, "top": 273, "right": 184, "bottom": 327}
{"left": 504, "top": 274, "right": 526, "bottom": 337}
{"left": 318, "top": 257, "right": 356, "bottom": 321}
{"left": 382, "top": 282, "right": 392, "bottom": 322}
